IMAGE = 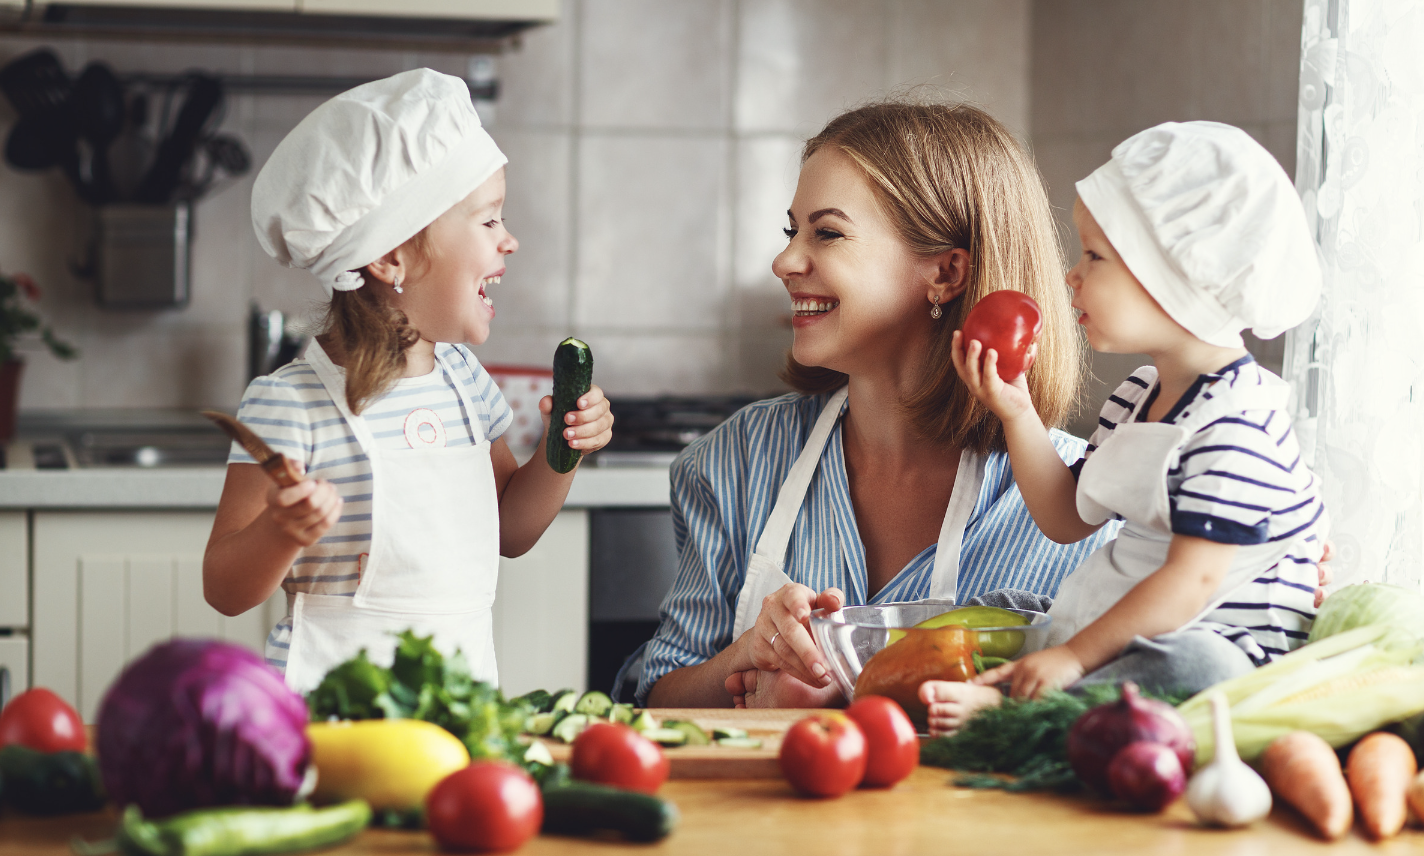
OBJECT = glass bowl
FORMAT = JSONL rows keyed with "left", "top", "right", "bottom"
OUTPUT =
{"left": 808, "top": 600, "right": 1053, "bottom": 704}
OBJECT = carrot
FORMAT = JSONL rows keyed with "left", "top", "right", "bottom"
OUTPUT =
{"left": 1345, "top": 731, "right": 1417, "bottom": 839}
{"left": 1260, "top": 731, "right": 1353, "bottom": 840}
{"left": 1407, "top": 769, "right": 1424, "bottom": 829}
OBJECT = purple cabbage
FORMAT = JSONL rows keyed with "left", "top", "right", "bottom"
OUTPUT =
{"left": 96, "top": 638, "right": 311, "bottom": 818}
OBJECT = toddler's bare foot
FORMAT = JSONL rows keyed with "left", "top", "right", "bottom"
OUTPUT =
{"left": 920, "top": 680, "right": 1003, "bottom": 737}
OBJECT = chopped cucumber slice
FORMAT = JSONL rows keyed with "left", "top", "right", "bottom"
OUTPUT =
{"left": 662, "top": 720, "right": 710, "bottom": 746}
{"left": 513, "top": 689, "right": 555, "bottom": 713}
{"left": 715, "top": 737, "right": 764, "bottom": 749}
{"left": 641, "top": 727, "right": 688, "bottom": 746}
{"left": 629, "top": 711, "right": 660, "bottom": 733}
{"left": 528, "top": 712, "right": 559, "bottom": 736}
{"left": 710, "top": 726, "right": 748, "bottom": 740}
{"left": 609, "top": 703, "right": 635, "bottom": 725}
{"left": 574, "top": 691, "right": 614, "bottom": 718}
{"left": 524, "top": 739, "right": 555, "bottom": 766}
{"left": 552, "top": 713, "right": 591, "bottom": 744}
{"left": 551, "top": 689, "right": 580, "bottom": 716}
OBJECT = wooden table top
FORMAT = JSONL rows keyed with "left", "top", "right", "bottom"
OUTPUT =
{"left": 6, "top": 766, "right": 1424, "bottom": 856}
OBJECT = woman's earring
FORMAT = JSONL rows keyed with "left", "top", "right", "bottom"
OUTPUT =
{"left": 393, "top": 274, "right": 403, "bottom": 294}
{"left": 930, "top": 294, "right": 942, "bottom": 320}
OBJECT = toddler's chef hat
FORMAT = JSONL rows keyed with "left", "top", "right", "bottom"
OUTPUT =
{"left": 1075, "top": 121, "right": 1320, "bottom": 347}
{"left": 251, "top": 68, "right": 507, "bottom": 295}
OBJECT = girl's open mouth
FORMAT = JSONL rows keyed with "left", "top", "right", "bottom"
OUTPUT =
{"left": 793, "top": 298, "right": 839, "bottom": 317}
{"left": 480, "top": 275, "right": 499, "bottom": 308}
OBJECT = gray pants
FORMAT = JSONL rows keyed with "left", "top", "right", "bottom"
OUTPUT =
{"left": 966, "top": 590, "right": 1255, "bottom": 697}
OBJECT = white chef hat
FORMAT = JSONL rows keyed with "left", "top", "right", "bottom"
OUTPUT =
{"left": 1075, "top": 121, "right": 1320, "bottom": 347}
{"left": 251, "top": 68, "right": 507, "bottom": 295}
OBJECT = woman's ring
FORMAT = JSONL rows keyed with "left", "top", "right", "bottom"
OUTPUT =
{"left": 769, "top": 632, "right": 780, "bottom": 648}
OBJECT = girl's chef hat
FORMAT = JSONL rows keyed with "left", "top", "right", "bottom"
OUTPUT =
{"left": 1076, "top": 121, "right": 1320, "bottom": 347}
{"left": 251, "top": 68, "right": 507, "bottom": 295}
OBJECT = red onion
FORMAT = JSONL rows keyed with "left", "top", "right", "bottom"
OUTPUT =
{"left": 1067, "top": 682, "right": 1195, "bottom": 795}
{"left": 1108, "top": 741, "right": 1186, "bottom": 811}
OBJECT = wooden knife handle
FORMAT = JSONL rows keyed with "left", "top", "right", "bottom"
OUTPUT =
{"left": 263, "top": 454, "right": 305, "bottom": 487}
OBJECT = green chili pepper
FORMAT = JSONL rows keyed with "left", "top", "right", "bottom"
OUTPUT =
{"left": 113, "top": 800, "right": 371, "bottom": 856}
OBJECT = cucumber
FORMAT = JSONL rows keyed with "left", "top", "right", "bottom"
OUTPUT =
{"left": 551, "top": 713, "right": 591, "bottom": 744}
{"left": 546, "top": 337, "right": 593, "bottom": 474}
{"left": 710, "top": 726, "right": 748, "bottom": 740}
{"left": 513, "top": 689, "right": 555, "bottom": 713}
{"left": 641, "top": 727, "right": 688, "bottom": 746}
{"left": 573, "top": 690, "right": 613, "bottom": 718}
{"left": 609, "top": 703, "right": 635, "bottom": 725}
{"left": 527, "top": 712, "right": 559, "bottom": 736}
{"left": 550, "top": 689, "right": 580, "bottom": 716}
{"left": 662, "top": 720, "right": 710, "bottom": 746}
{"left": 629, "top": 710, "right": 659, "bottom": 733}
{"left": 523, "top": 739, "right": 555, "bottom": 767}
{"left": 715, "top": 737, "right": 764, "bottom": 749}
{"left": 541, "top": 782, "right": 679, "bottom": 843}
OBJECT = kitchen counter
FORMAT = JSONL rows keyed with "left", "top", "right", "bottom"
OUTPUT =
{"left": 4, "top": 766, "right": 1420, "bottom": 855}
{"left": 0, "top": 463, "right": 670, "bottom": 509}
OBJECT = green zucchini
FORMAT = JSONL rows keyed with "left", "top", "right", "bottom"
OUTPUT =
{"left": 546, "top": 337, "right": 593, "bottom": 474}
{"left": 541, "top": 782, "right": 679, "bottom": 842}
{"left": 115, "top": 800, "right": 371, "bottom": 856}
{"left": 0, "top": 744, "right": 105, "bottom": 815}
{"left": 662, "top": 720, "right": 710, "bottom": 746}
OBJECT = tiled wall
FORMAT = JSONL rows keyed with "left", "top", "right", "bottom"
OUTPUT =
{"left": 1030, "top": 0, "right": 1305, "bottom": 437}
{"left": 0, "top": 0, "right": 1031, "bottom": 410}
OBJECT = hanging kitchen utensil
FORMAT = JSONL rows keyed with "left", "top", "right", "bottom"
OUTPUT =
{"left": 134, "top": 73, "right": 223, "bottom": 205}
{"left": 4, "top": 113, "right": 73, "bottom": 170}
{"left": 71, "top": 62, "right": 126, "bottom": 205}
{"left": 179, "top": 133, "right": 250, "bottom": 200}
{"left": 0, "top": 48, "right": 72, "bottom": 116}
{"left": 107, "top": 91, "right": 155, "bottom": 201}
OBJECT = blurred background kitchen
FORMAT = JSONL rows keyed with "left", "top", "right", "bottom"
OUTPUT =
{"left": 0, "top": 0, "right": 1310, "bottom": 714}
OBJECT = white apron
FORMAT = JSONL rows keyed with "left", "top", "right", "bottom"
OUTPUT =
{"left": 283, "top": 341, "right": 502, "bottom": 694}
{"left": 731, "top": 387, "right": 986, "bottom": 638}
{"left": 1045, "top": 374, "right": 1294, "bottom": 647}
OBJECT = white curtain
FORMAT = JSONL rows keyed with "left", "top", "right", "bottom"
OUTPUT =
{"left": 1285, "top": 0, "right": 1424, "bottom": 590}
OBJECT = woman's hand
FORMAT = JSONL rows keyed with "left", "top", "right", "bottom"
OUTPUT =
{"left": 972, "top": 644, "right": 1084, "bottom": 700}
{"left": 951, "top": 331, "right": 1037, "bottom": 424}
{"left": 265, "top": 463, "right": 342, "bottom": 547}
{"left": 541, "top": 384, "right": 614, "bottom": 458}
{"left": 740, "top": 583, "right": 845, "bottom": 687}
{"left": 725, "top": 668, "right": 844, "bottom": 709}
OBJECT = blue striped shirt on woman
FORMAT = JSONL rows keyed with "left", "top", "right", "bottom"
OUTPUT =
{"left": 635, "top": 391, "right": 1119, "bottom": 704}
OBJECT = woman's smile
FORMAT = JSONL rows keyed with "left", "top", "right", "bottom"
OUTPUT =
{"left": 791, "top": 293, "right": 841, "bottom": 327}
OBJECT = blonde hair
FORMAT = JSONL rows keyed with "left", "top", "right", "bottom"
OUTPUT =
{"left": 319, "top": 228, "right": 433, "bottom": 414}
{"left": 781, "top": 101, "right": 1080, "bottom": 453}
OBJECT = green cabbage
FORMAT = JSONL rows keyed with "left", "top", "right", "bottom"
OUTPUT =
{"left": 1308, "top": 583, "right": 1424, "bottom": 644}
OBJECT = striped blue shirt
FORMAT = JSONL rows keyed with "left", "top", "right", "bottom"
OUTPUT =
{"left": 635, "top": 391, "right": 1119, "bottom": 704}
{"left": 1083, "top": 356, "right": 1323, "bottom": 663}
{"left": 226, "top": 342, "right": 512, "bottom": 670}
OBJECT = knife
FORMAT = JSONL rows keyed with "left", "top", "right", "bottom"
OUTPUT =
{"left": 201, "top": 410, "right": 304, "bottom": 487}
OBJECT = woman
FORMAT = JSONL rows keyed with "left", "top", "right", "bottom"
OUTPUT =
{"left": 638, "top": 101, "right": 1116, "bottom": 709}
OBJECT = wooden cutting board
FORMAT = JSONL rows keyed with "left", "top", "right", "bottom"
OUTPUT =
{"left": 542, "top": 708, "right": 818, "bottom": 779}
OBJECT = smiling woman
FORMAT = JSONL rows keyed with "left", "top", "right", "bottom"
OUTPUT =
{"left": 638, "top": 101, "right": 1117, "bottom": 710}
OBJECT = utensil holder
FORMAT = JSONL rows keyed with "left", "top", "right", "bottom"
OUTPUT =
{"left": 96, "top": 203, "right": 191, "bottom": 308}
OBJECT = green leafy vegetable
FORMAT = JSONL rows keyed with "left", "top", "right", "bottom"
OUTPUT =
{"left": 1308, "top": 583, "right": 1424, "bottom": 644}
{"left": 307, "top": 631, "right": 531, "bottom": 768}
{"left": 921, "top": 684, "right": 1189, "bottom": 792}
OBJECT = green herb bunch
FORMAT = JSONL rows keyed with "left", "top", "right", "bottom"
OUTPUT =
{"left": 0, "top": 268, "right": 77, "bottom": 364}
{"left": 307, "top": 631, "right": 530, "bottom": 765}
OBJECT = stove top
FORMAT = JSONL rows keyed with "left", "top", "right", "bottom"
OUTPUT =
{"left": 593, "top": 395, "right": 766, "bottom": 463}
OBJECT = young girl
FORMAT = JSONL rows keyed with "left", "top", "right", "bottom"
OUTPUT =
{"left": 924, "top": 121, "right": 1326, "bottom": 734}
{"left": 203, "top": 69, "right": 612, "bottom": 693}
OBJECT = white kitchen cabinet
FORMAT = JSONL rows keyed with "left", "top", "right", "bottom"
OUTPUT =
{"left": 491, "top": 509, "right": 588, "bottom": 697}
{"left": 0, "top": 636, "right": 27, "bottom": 709}
{"left": 0, "top": 512, "right": 26, "bottom": 628}
{"left": 299, "top": 0, "right": 557, "bottom": 19}
{"left": 31, "top": 512, "right": 283, "bottom": 722}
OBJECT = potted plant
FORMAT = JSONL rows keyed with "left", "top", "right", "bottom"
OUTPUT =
{"left": 1, "top": 268, "right": 77, "bottom": 443}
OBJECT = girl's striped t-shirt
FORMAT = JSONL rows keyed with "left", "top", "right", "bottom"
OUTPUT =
{"left": 225, "top": 342, "right": 512, "bottom": 670}
{"left": 635, "top": 391, "right": 1121, "bottom": 705}
{"left": 1081, "top": 356, "right": 1323, "bottom": 663}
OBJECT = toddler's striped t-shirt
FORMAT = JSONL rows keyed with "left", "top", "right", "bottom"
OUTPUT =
{"left": 1078, "top": 355, "right": 1324, "bottom": 663}
{"left": 225, "top": 342, "right": 512, "bottom": 670}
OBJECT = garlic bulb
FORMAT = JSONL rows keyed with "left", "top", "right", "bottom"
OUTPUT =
{"left": 1186, "top": 692, "right": 1272, "bottom": 827}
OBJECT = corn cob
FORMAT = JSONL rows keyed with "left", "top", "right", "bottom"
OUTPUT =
{"left": 1274, "top": 666, "right": 1424, "bottom": 707}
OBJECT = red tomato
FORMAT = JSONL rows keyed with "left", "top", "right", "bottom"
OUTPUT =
{"left": 570, "top": 723, "right": 669, "bottom": 794}
{"left": 0, "top": 688, "right": 86, "bottom": 753}
{"left": 778, "top": 712, "right": 867, "bottom": 798}
{"left": 960, "top": 290, "right": 1043, "bottom": 382}
{"left": 844, "top": 696, "right": 919, "bottom": 788}
{"left": 426, "top": 762, "right": 543, "bottom": 853}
